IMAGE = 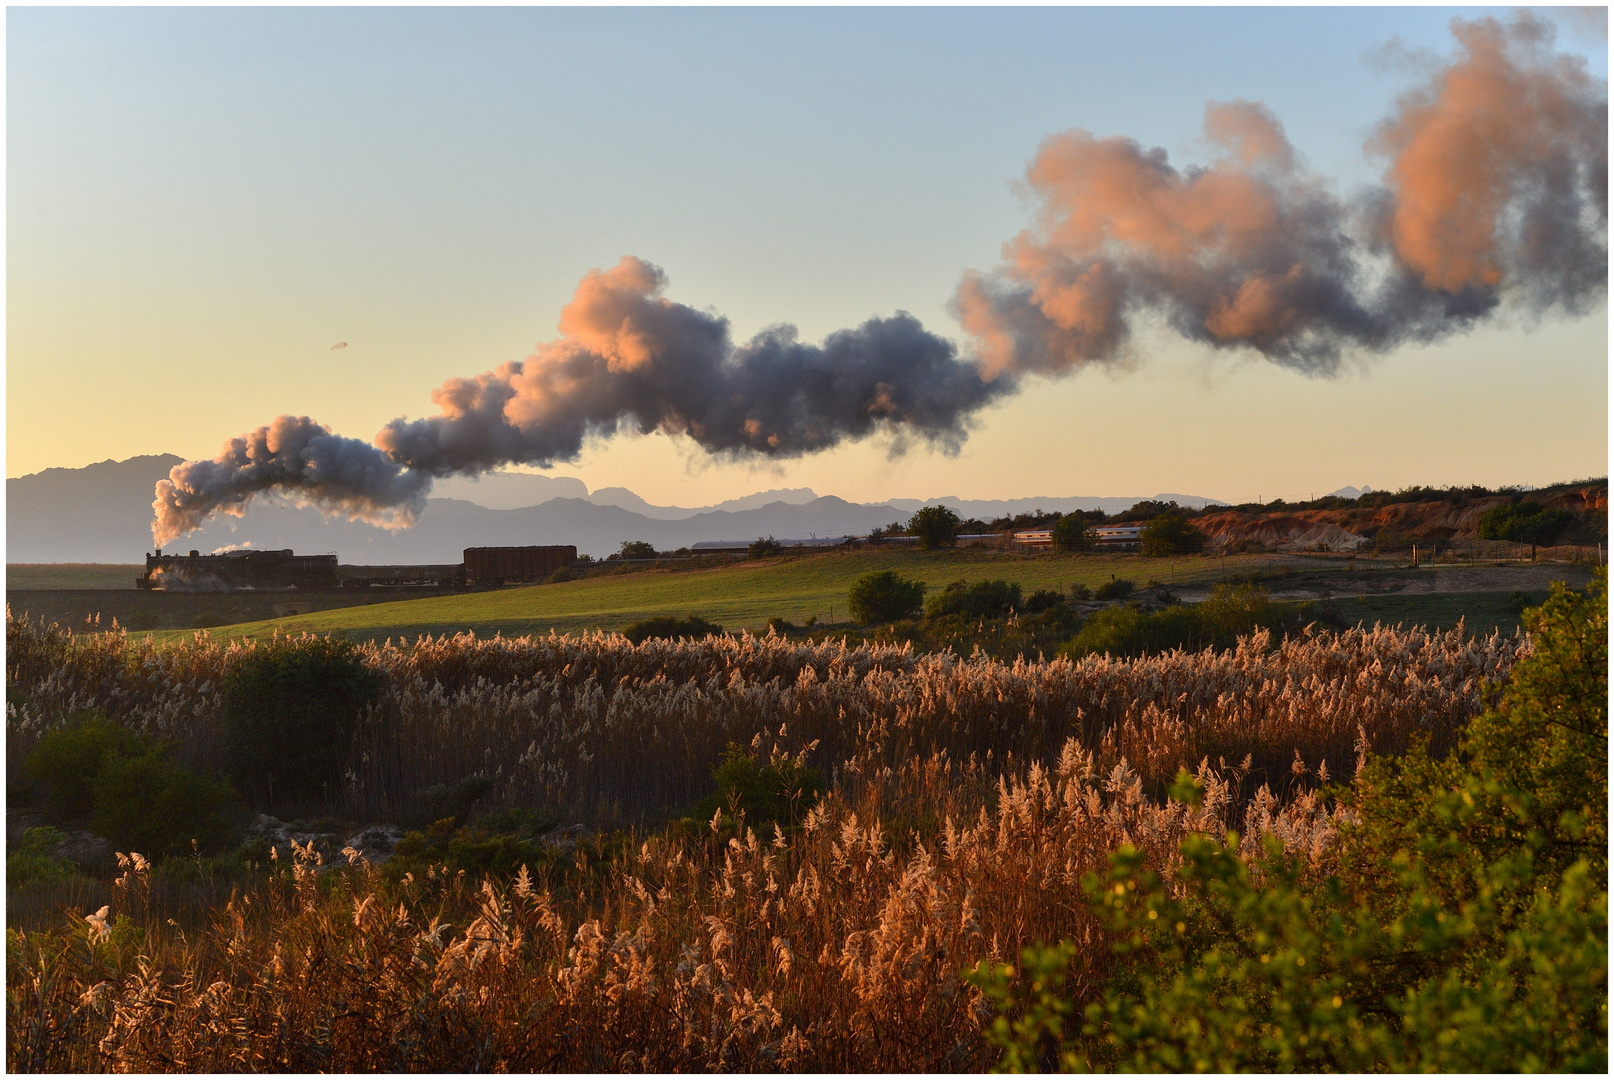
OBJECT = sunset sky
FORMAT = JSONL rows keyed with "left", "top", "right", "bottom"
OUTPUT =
{"left": 8, "top": 6, "right": 1607, "bottom": 509}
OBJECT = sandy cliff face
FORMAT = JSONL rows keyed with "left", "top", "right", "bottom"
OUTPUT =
{"left": 1195, "top": 484, "right": 1606, "bottom": 553}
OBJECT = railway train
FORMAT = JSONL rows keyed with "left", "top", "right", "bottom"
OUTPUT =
{"left": 136, "top": 545, "right": 577, "bottom": 590}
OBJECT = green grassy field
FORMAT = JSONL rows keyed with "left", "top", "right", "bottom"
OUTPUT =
{"left": 6, "top": 564, "right": 143, "bottom": 590}
{"left": 141, "top": 548, "right": 1263, "bottom": 643}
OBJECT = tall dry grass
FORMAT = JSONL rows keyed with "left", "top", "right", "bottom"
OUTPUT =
{"left": 5, "top": 611, "right": 1523, "bottom": 1069}
{"left": 10, "top": 743, "right": 1346, "bottom": 1071}
{"left": 7, "top": 612, "right": 1517, "bottom": 824}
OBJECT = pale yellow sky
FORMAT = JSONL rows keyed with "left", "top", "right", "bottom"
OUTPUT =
{"left": 7, "top": 7, "right": 1607, "bottom": 508}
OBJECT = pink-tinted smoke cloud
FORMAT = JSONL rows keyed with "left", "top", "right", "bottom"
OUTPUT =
{"left": 957, "top": 12, "right": 1605, "bottom": 378}
{"left": 152, "top": 14, "right": 1604, "bottom": 546}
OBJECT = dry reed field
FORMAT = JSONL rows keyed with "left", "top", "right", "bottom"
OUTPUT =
{"left": 6, "top": 611, "right": 1525, "bottom": 1070}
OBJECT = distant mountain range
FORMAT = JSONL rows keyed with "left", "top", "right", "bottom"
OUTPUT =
{"left": 5, "top": 456, "right": 1228, "bottom": 563}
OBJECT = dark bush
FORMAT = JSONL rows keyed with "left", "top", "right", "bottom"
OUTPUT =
{"left": 401, "top": 774, "right": 497, "bottom": 829}
{"left": 1060, "top": 585, "right": 1313, "bottom": 660}
{"left": 7, "top": 827, "right": 86, "bottom": 890}
{"left": 1068, "top": 583, "right": 1093, "bottom": 601}
{"left": 475, "top": 805, "right": 562, "bottom": 838}
{"left": 692, "top": 743, "right": 824, "bottom": 832}
{"left": 218, "top": 636, "right": 382, "bottom": 805}
{"left": 1113, "top": 499, "right": 1181, "bottom": 523}
{"left": 1094, "top": 577, "right": 1135, "bottom": 601}
{"left": 1141, "top": 513, "right": 1206, "bottom": 556}
{"left": 25, "top": 712, "right": 147, "bottom": 818}
{"left": 748, "top": 536, "right": 785, "bottom": 557}
{"left": 847, "top": 570, "right": 927, "bottom": 624}
{"left": 90, "top": 751, "right": 235, "bottom": 857}
{"left": 618, "top": 540, "right": 658, "bottom": 560}
{"left": 1022, "top": 589, "right": 1065, "bottom": 615}
{"left": 1051, "top": 513, "right": 1097, "bottom": 552}
{"left": 926, "top": 579, "right": 1023, "bottom": 619}
{"left": 621, "top": 615, "right": 724, "bottom": 644}
{"left": 1477, "top": 500, "right": 1575, "bottom": 545}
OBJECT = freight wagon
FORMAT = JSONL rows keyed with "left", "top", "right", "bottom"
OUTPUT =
{"left": 462, "top": 545, "right": 577, "bottom": 584}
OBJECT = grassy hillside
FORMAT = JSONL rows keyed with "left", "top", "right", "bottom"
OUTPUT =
{"left": 6, "top": 564, "right": 143, "bottom": 590}
{"left": 144, "top": 548, "right": 1244, "bottom": 643}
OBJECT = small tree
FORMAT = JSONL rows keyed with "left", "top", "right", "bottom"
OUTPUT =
{"left": 618, "top": 540, "right": 658, "bottom": 560}
{"left": 1052, "top": 512, "right": 1098, "bottom": 552}
{"left": 748, "top": 536, "right": 784, "bottom": 557}
{"left": 1140, "top": 513, "right": 1205, "bottom": 556}
{"left": 908, "top": 505, "right": 963, "bottom": 550}
{"left": 847, "top": 570, "right": 926, "bottom": 624}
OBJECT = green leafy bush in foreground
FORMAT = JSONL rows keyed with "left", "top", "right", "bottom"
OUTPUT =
{"left": 973, "top": 571, "right": 1607, "bottom": 1072}
{"left": 847, "top": 569, "right": 926, "bottom": 624}
{"left": 620, "top": 614, "right": 725, "bottom": 644}
{"left": 23, "top": 713, "right": 236, "bottom": 858}
{"left": 1059, "top": 584, "right": 1327, "bottom": 660}
{"left": 219, "top": 635, "right": 382, "bottom": 804}
{"left": 6, "top": 827, "right": 87, "bottom": 891}
{"left": 24, "top": 712, "right": 145, "bottom": 818}
{"left": 688, "top": 742, "right": 824, "bottom": 834}
{"left": 90, "top": 751, "right": 235, "bottom": 858}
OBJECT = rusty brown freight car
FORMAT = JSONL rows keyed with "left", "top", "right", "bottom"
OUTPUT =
{"left": 463, "top": 545, "right": 577, "bottom": 584}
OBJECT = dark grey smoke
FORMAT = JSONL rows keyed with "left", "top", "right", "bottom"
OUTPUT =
{"left": 154, "top": 416, "right": 430, "bottom": 546}
{"left": 377, "top": 257, "right": 1009, "bottom": 474}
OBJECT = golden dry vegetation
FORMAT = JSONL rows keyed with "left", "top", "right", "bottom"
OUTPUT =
{"left": 6, "top": 612, "right": 1521, "bottom": 1070}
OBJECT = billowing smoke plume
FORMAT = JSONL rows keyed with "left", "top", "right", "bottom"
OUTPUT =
{"left": 152, "top": 13, "right": 1604, "bottom": 545}
{"left": 153, "top": 416, "right": 432, "bottom": 546}
{"left": 374, "top": 256, "right": 1009, "bottom": 476}
{"left": 151, "top": 260, "right": 1005, "bottom": 545}
{"left": 957, "top": 13, "right": 1606, "bottom": 378}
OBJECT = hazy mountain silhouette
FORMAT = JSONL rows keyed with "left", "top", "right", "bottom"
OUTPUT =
{"left": 6, "top": 455, "right": 1224, "bottom": 563}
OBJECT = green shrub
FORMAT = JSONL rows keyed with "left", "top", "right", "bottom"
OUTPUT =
{"left": 1022, "top": 589, "right": 1065, "bottom": 615}
{"left": 1477, "top": 500, "right": 1575, "bottom": 545}
{"left": 691, "top": 743, "right": 824, "bottom": 833}
{"left": 1140, "top": 513, "right": 1206, "bottom": 556}
{"left": 925, "top": 579, "right": 1023, "bottom": 619}
{"left": 401, "top": 774, "right": 496, "bottom": 829}
{"left": 475, "top": 805, "right": 562, "bottom": 838}
{"left": 24, "top": 712, "right": 146, "bottom": 818}
{"left": 618, "top": 540, "right": 658, "bottom": 560}
{"left": 1093, "top": 577, "right": 1134, "bottom": 601}
{"left": 972, "top": 572, "right": 1608, "bottom": 1072}
{"left": 90, "top": 751, "right": 235, "bottom": 857}
{"left": 1059, "top": 586, "right": 1297, "bottom": 660}
{"left": 7, "top": 827, "right": 87, "bottom": 890}
{"left": 748, "top": 536, "right": 785, "bottom": 557}
{"left": 218, "top": 636, "right": 382, "bottom": 804}
{"left": 848, "top": 570, "right": 926, "bottom": 624}
{"left": 620, "top": 615, "right": 724, "bottom": 644}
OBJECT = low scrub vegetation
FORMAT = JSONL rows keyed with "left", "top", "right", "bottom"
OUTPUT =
{"left": 972, "top": 575, "right": 1606, "bottom": 1071}
{"left": 7, "top": 575, "right": 1601, "bottom": 1071}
